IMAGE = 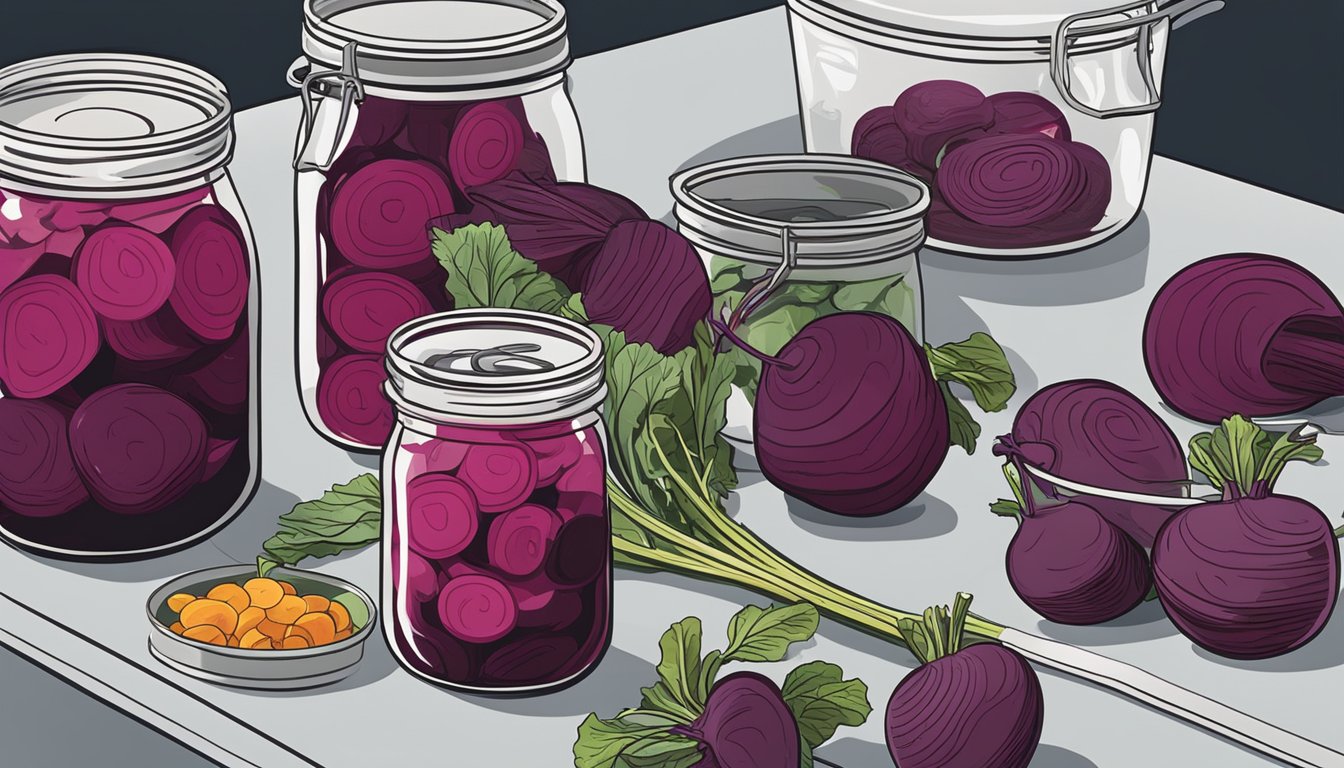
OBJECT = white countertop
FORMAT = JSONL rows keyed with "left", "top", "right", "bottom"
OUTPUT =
{"left": 1, "top": 8, "right": 1343, "bottom": 767}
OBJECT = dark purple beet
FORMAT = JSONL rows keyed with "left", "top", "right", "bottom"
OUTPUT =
{"left": 886, "top": 642, "right": 1042, "bottom": 768}
{"left": 937, "top": 134, "right": 1106, "bottom": 230}
{"left": 1004, "top": 499, "right": 1152, "bottom": 625}
{"left": 0, "top": 398, "right": 88, "bottom": 518}
{"left": 481, "top": 635, "right": 580, "bottom": 684}
{"left": 675, "top": 671, "right": 800, "bottom": 768}
{"left": 1144, "top": 253, "right": 1344, "bottom": 423}
{"left": 731, "top": 312, "right": 948, "bottom": 517}
{"left": 579, "top": 219, "right": 711, "bottom": 354}
{"left": 1154, "top": 496, "right": 1338, "bottom": 659}
{"left": 986, "top": 92, "right": 1071, "bottom": 141}
{"left": 1001, "top": 379, "right": 1188, "bottom": 548}
{"left": 850, "top": 106, "right": 928, "bottom": 181}
{"left": 892, "top": 79, "right": 995, "bottom": 170}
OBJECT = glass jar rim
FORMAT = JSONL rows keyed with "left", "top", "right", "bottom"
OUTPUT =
{"left": 0, "top": 54, "right": 233, "bottom": 198}
{"left": 384, "top": 309, "right": 606, "bottom": 425}
{"left": 671, "top": 153, "right": 928, "bottom": 269}
{"left": 301, "top": 0, "right": 571, "bottom": 91}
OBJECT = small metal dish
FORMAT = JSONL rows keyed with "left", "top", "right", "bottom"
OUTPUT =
{"left": 146, "top": 564, "right": 376, "bottom": 691}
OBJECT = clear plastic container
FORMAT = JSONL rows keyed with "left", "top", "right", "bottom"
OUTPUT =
{"left": 291, "top": 0, "right": 585, "bottom": 451}
{"left": 672, "top": 154, "right": 928, "bottom": 462}
{"left": 787, "top": 0, "right": 1221, "bottom": 257}
{"left": 0, "top": 54, "right": 259, "bottom": 559}
{"left": 382, "top": 309, "right": 610, "bottom": 693}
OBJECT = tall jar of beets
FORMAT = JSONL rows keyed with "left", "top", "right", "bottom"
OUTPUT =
{"left": 382, "top": 309, "right": 610, "bottom": 693}
{"left": 291, "top": 0, "right": 584, "bottom": 452}
{"left": 0, "top": 54, "right": 258, "bottom": 560}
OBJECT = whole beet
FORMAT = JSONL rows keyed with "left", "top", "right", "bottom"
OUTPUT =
{"left": 1005, "top": 500, "right": 1152, "bottom": 625}
{"left": 886, "top": 593, "right": 1043, "bottom": 768}
{"left": 675, "top": 671, "right": 800, "bottom": 768}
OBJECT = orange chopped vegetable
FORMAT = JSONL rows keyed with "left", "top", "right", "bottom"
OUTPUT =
{"left": 243, "top": 578, "right": 284, "bottom": 609}
{"left": 167, "top": 593, "right": 195, "bottom": 613}
{"left": 169, "top": 622, "right": 186, "bottom": 635}
{"left": 239, "top": 629, "right": 272, "bottom": 650}
{"left": 227, "top": 635, "right": 241, "bottom": 648}
{"left": 236, "top": 606, "right": 265, "bottom": 637}
{"left": 207, "top": 583, "right": 251, "bottom": 613}
{"left": 281, "top": 636, "right": 310, "bottom": 650}
{"left": 266, "top": 594, "right": 307, "bottom": 625}
{"left": 279, "top": 581, "right": 298, "bottom": 596}
{"left": 328, "top": 601, "right": 352, "bottom": 633}
{"left": 295, "top": 612, "right": 336, "bottom": 646}
{"left": 286, "top": 624, "right": 315, "bottom": 645}
{"left": 334, "top": 628, "right": 352, "bottom": 642}
{"left": 302, "top": 594, "right": 331, "bottom": 614}
{"left": 179, "top": 599, "right": 239, "bottom": 637}
{"left": 257, "top": 618, "right": 289, "bottom": 642}
{"left": 182, "top": 625, "right": 226, "bottom": 646}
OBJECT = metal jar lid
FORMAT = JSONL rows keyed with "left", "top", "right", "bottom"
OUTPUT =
{"left": 0, "top": 54, "right": 233, "bottom": 198}
{"left": 384, "top": 309, "right": 605, "bottom": 425}
{"left": 299, "top": 0, "right": 571, "bottom": 95}
{"left": 671, "top": 153, "right": 929, "bottom": 269}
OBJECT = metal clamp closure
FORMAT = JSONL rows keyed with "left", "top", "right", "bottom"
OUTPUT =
{"left": 1051, "top": 0, "right": 1223, "bottom": 119}
{"left": 292, "top": 42, "right": 365, "bottom": 171}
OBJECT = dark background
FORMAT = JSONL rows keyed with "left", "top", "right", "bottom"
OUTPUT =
{"left": 0, "top": 0, "right": 1341, "bottom": 209}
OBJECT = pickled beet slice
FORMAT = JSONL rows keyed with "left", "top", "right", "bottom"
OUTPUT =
{"left": 44, "top": 227, "right": 86, "bottom": 258}
{"left": 547, "top": 515, "right": 609, "bottom": 587}
{"left": 321, "top": 268, "right": 433, "bottom": 353}
{"left": 169, "top": 331, "right": 249, "bottom": 415}
{"left": 449, "top": 102, "right": 524, "bottom": 189}
{"left": 556, "top": 450, "right": 604, "bottom": 494}
{"left": 533, "top": 435, "right": 583, "bottom": 485}
{"left": 0, "top": 241, "right": 46, "bottom": 294}
{"left": 557, "top": 490, "right": 604, "bottom": 520}
{"left": 107, "top": 188, "right": 209, "bottom": 233}
{"left": 200, "top": 437, "right": 238, "bottom": 483}
{"left": 488, "top": 504, "right": 562, "bottom": 577}
{"left": 45, "top": 200, "right": 109, "bottom": 232}
{"left": 406, "top": 439, "right": 470, "bottom": 476}
{"left": 329, "top": 159, "right": 455, "bottom": 271}
{"left": 987, "top": 91, "right": 1072, "bottom": 141}
{"left": 459, "top": 442, "right": 538, "bottom": 513}
{"left": 68, "top": 383, "right": 208, "bottom": 515}
{"left": 72, "top": 225, "right": 175, "bottom": 322}
{"left": 102, "top": 311, "right": 199, "bottom": 365}
{"left": 0, "top": 275, "right": 100, "bottom": 399}
{"left": 404, "top": 548, "right": 442, "bottom": 603}
{"left": 397, "top": 103, "right": 463, "bottom": 163}
{"left": 516, "top": 589, "right": 583, "bottom": 631}
{"left": 0, "top": 398, "right": 89, "bottom": 518}
{"left": 437, "top": 574, "right": 518, "bottom": 644}
{"left": 517, "top": 134, "right": 557, "bottom": 185}
{"left": 481, "top": 635, "right": 579, "bottom": 684}
{"left": 448, "top": 561, "right": 555, "bottom": 611}
{"left": 168, "top": 207, "right": 250, "bottom": 342}
{"left": 352, "top": 96, "right": 408, "bottom": 149}
{"left": 406, "top": 472, "right": 479, "bottom": 559}
{"left": 396, "top": 620, "right": 475, "bottom": 680}
{"left": 316, "top": 353, "right": 394, "bottom": 447}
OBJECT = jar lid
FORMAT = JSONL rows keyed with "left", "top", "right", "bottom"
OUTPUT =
{"left": 301, "top": 0, "right": 570, "bottom": 92}
{"left": 671, "top": 154, "right": 929, "bottom": 269}
{"left": 385, "top": 309, "right": 605, "bottom": 424}
{"left": 789, "top": 0, "right": 1157, "bottom": 46}
{"left": 0, "top": 54, "right": 233, "bottom": 198}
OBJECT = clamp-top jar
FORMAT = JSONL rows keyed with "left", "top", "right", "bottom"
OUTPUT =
{"left": 0, "top": 54, "right": 259, "bottom": 559}
{"left": 381, "top": 309, "right": 611, "bottom": 693}
{"left": 787, "top": 0, "right": 1221, "bottom": 257}
{"left": 291, "top": 0, "right": 586, "bottom": 451}
{"left": 673, "top": 154, "right": 930, "bottom": 461}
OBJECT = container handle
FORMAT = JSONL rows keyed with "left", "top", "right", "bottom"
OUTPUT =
{"left": 1050, "top": 0, "right": 1224, "bottom": 119}
{"left": 285, "top": 56, "right": 311, "bottom": 89}
{"left": 292, "top": 42, "right": 365, "bottom": 172}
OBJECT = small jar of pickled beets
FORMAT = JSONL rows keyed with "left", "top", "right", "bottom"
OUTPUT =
{"left": 381, "top": 309, "right": 610, "bottom": 693}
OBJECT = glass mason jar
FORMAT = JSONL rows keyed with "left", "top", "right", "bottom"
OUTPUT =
{"left": 672, "top": 154, "right": 929, "bottom": 463}
{"left": 291, "top": 0, "right": 586, "bottom": 452}
{"left": 382, "top": 309, "right": 610, "bottom": 693}
{"left": 0, "top": 54, "right": 259, "bottom": 559}
{"left": 786, "top": 0, "right": 1221, "bottom": 257}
